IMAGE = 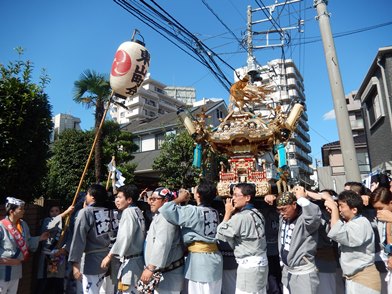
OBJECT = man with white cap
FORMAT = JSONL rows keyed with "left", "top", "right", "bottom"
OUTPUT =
{"left": 139, "top": 187, "right": 185, "bottom": 294}
{"left": 0, "top": 197, "right": 49, "bottom": 294}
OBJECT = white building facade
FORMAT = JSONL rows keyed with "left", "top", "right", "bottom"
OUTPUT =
{"left": 110, "top": 74, "right": 191, "bottom": 125}
{"left": 51, "top": 113, "right": 81, "bottom": 142}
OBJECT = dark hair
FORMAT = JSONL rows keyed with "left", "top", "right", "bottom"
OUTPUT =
{"left": 117, "top": 184, "right": 139, "bottom": 203}
{"left": 344, "top": 181, "right": 356, "bottom": 187}
{"left": 234, "top": 183, "right": 256, "bottom": 199}
{"left": 48, "top": 204, "right": 61, "bottom": 210}
{"left": 371, "top": 174, "right": 391, "bottom": 189}
{"left": 338, "top": 190, "right": 363, "bottom": 213}
{"left": 196, "top": 181, "right": 217, "bottom": 206}
{"left": 5, "top": 203, "right": 19, "bottom": 216}
{"left": 348, "top": 182, "right": 366, "bottom": 195}
{"left": 320, "top": 189, "right": 337, "bottom": 197}
{"left": 88, "top": 184, "right": 108, "bottom": 207}
{"left": 371, "top": 187, "right": 392, "bottom": 205}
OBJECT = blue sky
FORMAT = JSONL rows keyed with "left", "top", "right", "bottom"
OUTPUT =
{"left": 1, "top": 0, "right": 391, "bottom": 164}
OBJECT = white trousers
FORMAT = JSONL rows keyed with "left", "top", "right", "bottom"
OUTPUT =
{"left": 82, "top": 274, "right": 105, "bottom": 294}
{"left": 99, "top": 275, "right": 115, "bottom": 294}
{"left": 0, "top": 279, "right": 19, "bottom": 294}
{"left": 187, "top": 279, "right": 222, "bottom": 294}
{"left": 155, "top": 290, "right": 181, "bottom": 294}
{"left": 346, "top": 279, "right": 381, "bottom": 294}
{"left": 236, "top": 287, "right": 266, "bottom": 294}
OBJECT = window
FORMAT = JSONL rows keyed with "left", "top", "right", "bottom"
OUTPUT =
{"left": 357, "top": 151, "right": 370, "bottom": 173}
{"left": 145, "top": 99, "right": 156, "bottom": 107}
{"left": 133, "top": 137, "right": 141, "bottom": 152}
{"left": 362, "top": 77, "right": 384, "bottom": 128}
{"left": 365, "top": 89, "right": 382, "bottom": 126}
{"left": 155, "top": 87, "right": 165, "bottom": 94}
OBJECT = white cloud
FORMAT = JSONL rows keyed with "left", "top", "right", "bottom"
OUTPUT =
{"left": 322, "top": 109, "right": 336, "bottom": 120}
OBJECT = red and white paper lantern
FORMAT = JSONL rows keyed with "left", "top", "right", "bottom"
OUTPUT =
{"left": 110, "top": 40, "right": 150, "bottom": 98}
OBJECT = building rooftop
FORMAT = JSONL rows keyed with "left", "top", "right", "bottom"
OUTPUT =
{"left": 321, "top": 133, "right": 367, "bottom": 148}
{"left": 121, "top": 99, "right": 224, "bottom": 134}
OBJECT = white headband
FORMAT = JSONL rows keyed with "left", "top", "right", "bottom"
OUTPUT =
{"left": 6, "top": 197, "right": 25, "bottom": 207}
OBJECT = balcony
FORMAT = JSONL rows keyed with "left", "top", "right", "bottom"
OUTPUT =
{"left": 287, "top": 78, "right": 304, "bottom": 92}
{"left": 287, "top": 159, "right": 312, "bottom": 175}
{"left": 267, "top": 88, "right": 305, "bottom": 103}
{"left": 298, "top": 117, "right": 309, "bottom": 131}
{"left": 287, "top": 144, "right": 312, "bottom": 164}
{"left": 296, "top": 125, "right": 310, "bottom": 142}
{"left": 291, "top": 135, "right": 311, "bottom": 153}
{"left": 159, "top": 99, "right": 179, "bottom": 111}
{"left": 285, "top": 66, "right": 304, "bottom": 83}
{"left": 350, "top": 119, "right": 364, "bottom": 130}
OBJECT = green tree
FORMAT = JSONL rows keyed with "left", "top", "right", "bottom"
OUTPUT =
{"left": 0, "top": 49, "right": 52, "bottom": 202}
{"left": 152, "top": 131, "right": 201, "bottom": 189}
{"left": 44, "top": 122, "right": 139, "bottom": 203}
{"left": 73, "top": 69, "right": 111, "bottom": 183}
{"left": 44, "top": 129, "right": 95, "bottom": 204}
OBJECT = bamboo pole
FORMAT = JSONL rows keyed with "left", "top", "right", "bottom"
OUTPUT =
{"left": 105, "top": 171, "right": 112, "bottom": 191}
{"left": 57, "top": 92, "right": 113, "bottom": 247}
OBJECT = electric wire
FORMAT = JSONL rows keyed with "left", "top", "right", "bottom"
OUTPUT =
{"left": 201, "top": 0, "right": 246, "bottom": 52}
{"left": 114, "top": 0, "right": 235, "bottom": 92}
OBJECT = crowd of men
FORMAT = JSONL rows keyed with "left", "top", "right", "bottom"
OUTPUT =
{"left": 0, "top": 173, "right": 392, "bottom": 294}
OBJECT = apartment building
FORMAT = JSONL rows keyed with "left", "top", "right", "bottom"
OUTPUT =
{"left": 110, "top": 74, "right": 190, "bottom": 124}
{"left": 51, "top": 113, "right": 81, "bottom": 142}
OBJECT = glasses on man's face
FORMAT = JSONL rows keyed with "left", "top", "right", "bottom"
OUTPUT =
{"left": 232, "top": 193, "right": 244, "bottom": 198}
{"left": 149, "top": 197, "right": 164, "bottom": 202}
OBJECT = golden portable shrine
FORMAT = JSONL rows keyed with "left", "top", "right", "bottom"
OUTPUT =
{"left": 178, "top": 75, "right": 304, "bottom": 198}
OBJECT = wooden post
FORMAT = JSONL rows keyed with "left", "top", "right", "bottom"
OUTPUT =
{"left": 57, "top": 93, "right": 113, "bottom": 247}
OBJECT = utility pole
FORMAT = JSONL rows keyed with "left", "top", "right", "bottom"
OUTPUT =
{"left": 246, "top": 5, "right": 257, "bottom": 77}
{"left": 314, "top": 0, "right": 361, "bottom": 182}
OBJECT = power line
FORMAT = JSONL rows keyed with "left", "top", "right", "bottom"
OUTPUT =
{"left": 201, "top": 0, "right": 246, "bottom": 52}
{"left": 296, "top": 20, "right": 392, "bottom": 45}
{"left": 210, "top": 19, "right": 392, "bottom": 55}
{"left": 114, "top": 0, "right": 236, "bottom": 93}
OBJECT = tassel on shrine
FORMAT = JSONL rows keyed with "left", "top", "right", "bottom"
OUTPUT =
{"left": 275, "top": 143, "right": 287, "bottom": 168}
{"left": 193, "top": 144, "right": 202, "bottom": 168}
